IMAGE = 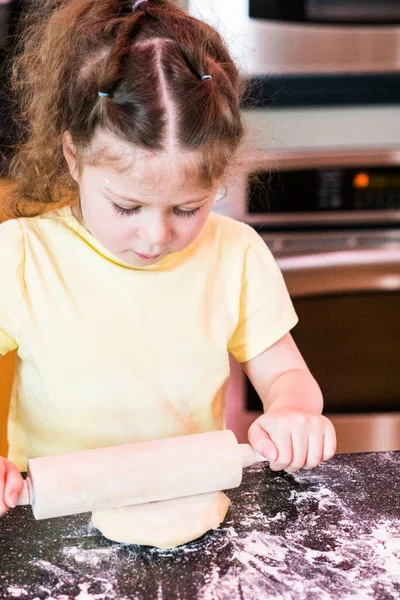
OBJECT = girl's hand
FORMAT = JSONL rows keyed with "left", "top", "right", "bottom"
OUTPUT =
{"left": 0, "top": 457, "right": 24, "bottom": 517}
{"left": 248, "top": 409, "right": 336, "bottom": 473}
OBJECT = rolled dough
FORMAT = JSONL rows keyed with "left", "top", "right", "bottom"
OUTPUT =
{"left": 92, "top": 491, "right": 230, "bottom": 549}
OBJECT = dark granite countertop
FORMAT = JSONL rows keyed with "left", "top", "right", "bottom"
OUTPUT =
{"left": 1, "top": 452, "right": 399, "bottom": 600}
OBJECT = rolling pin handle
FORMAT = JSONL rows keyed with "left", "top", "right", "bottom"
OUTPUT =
{"left": 16, "top": 480, "right": 30, "bottom": 506}
{"left": 239, "top": 443, "right": 267, "bottom": 468}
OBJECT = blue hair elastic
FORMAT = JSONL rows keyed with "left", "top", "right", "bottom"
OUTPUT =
{"left": 201, "top": 75, "right": 212, "bottom": 81}
{"left": 132, "top": 0, "right": 147, "bottom": 10}
{"left": 98, "top": 91, "right": 109, "bottom": 97}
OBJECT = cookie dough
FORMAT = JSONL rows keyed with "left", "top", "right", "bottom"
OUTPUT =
{"left": 92, "top": 491, "right": 230, "bottom": 549}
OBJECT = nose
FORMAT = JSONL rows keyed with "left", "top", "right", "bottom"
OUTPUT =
{"left": 140, "top": 214, "right": 172, "bottom": 247}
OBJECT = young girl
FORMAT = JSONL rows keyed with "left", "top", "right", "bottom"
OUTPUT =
{"left": 0, "top": 0, "right": 336, "bottom": 516}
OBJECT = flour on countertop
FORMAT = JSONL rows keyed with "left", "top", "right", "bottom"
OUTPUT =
{"left": 2, "top": 453, "right": 400, "bottom": 600}
{"left": 196, "top": 474, "right": 400, "bottom": 600}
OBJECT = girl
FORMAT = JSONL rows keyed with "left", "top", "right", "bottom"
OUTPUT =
{"left": 0, "top": 0, "right": 336, "bottom": 516}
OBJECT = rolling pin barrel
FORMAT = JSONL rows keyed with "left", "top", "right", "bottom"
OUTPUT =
{"left": 16, "top": 430, "right": 263, "bottom": 520}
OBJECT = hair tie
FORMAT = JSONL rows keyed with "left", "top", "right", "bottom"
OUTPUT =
{"left": 98, "top": 91, "right": 109, "bottom": 97}
{"left": 201, "top": 75, "right": 212, "bottom": 81}
{"left": 132, "top": 0, "right": 147, "bottom": 10}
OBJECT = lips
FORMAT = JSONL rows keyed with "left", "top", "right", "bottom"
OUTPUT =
{"left": 135, "top": 252, "right": 162, "bottom": 260}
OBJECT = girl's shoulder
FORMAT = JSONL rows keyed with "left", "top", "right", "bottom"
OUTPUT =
{"left": 0, "top": 216, "right": 24, "bottom": 255}
{"left": 1, "top": 205, "right": 74, "bottom": 234}
{"left": 206, "top": 212, "right": 254, "bottom": 242}
{"left": 0, "top": 206, "right": 78, "bottom": 262}
{"left": 205, "top": 212, "right": 266, "bottom": 254}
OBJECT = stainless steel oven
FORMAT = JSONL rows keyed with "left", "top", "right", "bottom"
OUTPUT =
{"left": 220, "top": 147, "right": 400, "bottom": 453}
{"left": 247, "top": 0, "right": 400, "bottom": 77}
{"left": 190, "top": 0, "right": 400, "bottom": 107}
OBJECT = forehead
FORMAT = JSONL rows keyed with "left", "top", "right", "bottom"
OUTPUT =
{"left": 83, "top": 129, "right": 216, "bottom": 196}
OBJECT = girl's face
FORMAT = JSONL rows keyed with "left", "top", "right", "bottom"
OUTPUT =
{"left": 63, "top": 130, "right": 219, "bottom": 267}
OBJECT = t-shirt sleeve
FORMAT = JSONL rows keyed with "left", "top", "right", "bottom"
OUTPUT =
{"left": 228, "top": 225, "right": 298, "bottom": 363}
{"left": 0, "top": 219, "right": 25, "bottom": 355}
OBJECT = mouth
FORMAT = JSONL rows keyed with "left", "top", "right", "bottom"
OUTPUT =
{"left": 134, "top": 251, "right": 162, "bottom": 260}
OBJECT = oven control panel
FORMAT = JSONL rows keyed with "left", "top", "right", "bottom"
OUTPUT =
{"left": 248, "top": 166, "right": 400, "bottom": 215}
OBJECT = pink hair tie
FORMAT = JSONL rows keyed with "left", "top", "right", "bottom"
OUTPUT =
{"left": 132, "top": 0, "right": 147, "bottom": 10}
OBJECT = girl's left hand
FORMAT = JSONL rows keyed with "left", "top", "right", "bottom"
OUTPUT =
{"left": 248, "top": 409, "right": 336, "bottom": 473}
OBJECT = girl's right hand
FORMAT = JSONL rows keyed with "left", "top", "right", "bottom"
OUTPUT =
{"left": 0, "top": 457, "right": 24, "bottom": 517}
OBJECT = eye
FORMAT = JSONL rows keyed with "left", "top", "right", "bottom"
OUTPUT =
{"left": 111, "top": 202, "right": 201, "bottom": 218}
{"left": 112, "top": 203, "right": 140, "bottom": 216}
{"left": 174, "top": 207, "right": 201, "bottom": 219}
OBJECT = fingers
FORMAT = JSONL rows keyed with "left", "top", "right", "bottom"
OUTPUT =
{"left": 0, "top": 458, "right": 24, "bottom": 517}
{"left": 249, "top": 413, "right": 337, "bottom": 475}
{"left": 289, "top": 416, "right": 336, "bottom": 472}
{"left": 248, "top": 420, "right": 278, "bottom": 462}
{"left": 285, "top": 432, "right": 308, "bottom": 474}
{"left": 249, "top": 418, "right": 295, "bottom": 471}
{"left": 268, "top": 429, "right": 293, "bottom": 472}
{"left": 303, "top": 426, "right": 324, "bottom": 470}
{"left": 4, "top": 461, "right": 24, "bottom": 508}
{"left": 322, "top": 418, "right": 337, "bottom": 462}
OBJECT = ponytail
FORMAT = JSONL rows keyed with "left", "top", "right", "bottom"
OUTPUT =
{"left": 8, "top": 0, "right": 244, "bottom": 212}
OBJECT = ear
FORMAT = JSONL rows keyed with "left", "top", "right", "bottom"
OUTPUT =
{"left": 62, "top": 131, "right": 80, "bottom": 183}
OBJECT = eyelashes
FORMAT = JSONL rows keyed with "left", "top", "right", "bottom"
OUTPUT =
{"left": 111, "top": 204, "right": 140, "bottom": 217}
{"left": 174, "top": 207, "right": 201, "bottom": 219}
{"left": 111, "top": 203, "right": 201, "bottom": 219}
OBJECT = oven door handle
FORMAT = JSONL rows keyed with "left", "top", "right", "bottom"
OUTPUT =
{"left": 276, "top": 248, "right": 400, "bottom": 297}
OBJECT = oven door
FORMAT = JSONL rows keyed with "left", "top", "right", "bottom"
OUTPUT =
{"left": 226, "top": 247, "right": 400, "bottom": 454}
{"left": 249, "top": 1, "right": 400, "bottom": 24}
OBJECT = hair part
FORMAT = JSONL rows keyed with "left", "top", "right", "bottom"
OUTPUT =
{"left": 6, "top": 0, "right": 245, "bottom": 215}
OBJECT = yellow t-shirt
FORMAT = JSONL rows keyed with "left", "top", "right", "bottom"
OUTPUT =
{"left": 0, "top": 206, "right": 298, "bottom": 470}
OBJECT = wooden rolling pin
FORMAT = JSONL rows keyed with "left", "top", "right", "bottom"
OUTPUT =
{"left": 17, "top": 430, "right": 266, "bottom": 520}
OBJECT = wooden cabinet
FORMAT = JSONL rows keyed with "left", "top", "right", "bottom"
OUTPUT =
{"left": 0, "top": 179, "right": 16, "bottom": 457}
{"left": 0, "top": 353, "right": 15, "bottom": 457}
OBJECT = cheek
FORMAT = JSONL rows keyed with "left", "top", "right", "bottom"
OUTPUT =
{"left": 184, "top": 212, "right": 211, "bottom": 241}
{"left": 101, "top": 218, "right": 134, "bottom": 249}
{"left": 82, "top": 199, "right": 132, "bottom": 248}
{"left": 175, "top": 219, "right": 200, "bottom": 244}
{"left": 175, "top": 222, "right": 202, "bottom": 252}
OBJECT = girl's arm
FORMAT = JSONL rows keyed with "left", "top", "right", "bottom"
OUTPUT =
{"left": 242, "top": 332, "right": 336, "bottom": 473}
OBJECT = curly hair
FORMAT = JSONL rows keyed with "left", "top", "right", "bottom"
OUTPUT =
{"left": 6, "top": 0, "right": 245, "bottom": 214}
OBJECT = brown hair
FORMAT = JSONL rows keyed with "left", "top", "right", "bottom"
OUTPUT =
{"left": 7, "top": 0, "right": 245, "bottom": 214}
